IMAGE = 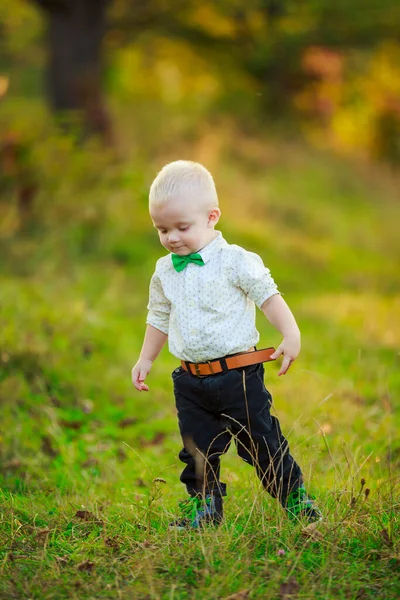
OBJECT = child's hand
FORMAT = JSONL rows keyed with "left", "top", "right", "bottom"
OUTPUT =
{"left": 270, "top": 336, "right": 301, "bottom": 376}
{"left": 131, "top": 359, "right": 153, "bottom": 391}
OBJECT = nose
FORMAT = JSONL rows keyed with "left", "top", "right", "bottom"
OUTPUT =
{"left": 168, "top": 231, "right": 180, "bottom": 243}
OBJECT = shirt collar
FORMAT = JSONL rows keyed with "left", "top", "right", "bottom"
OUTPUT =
{"left": 197, "top": 231, "right": 227, "bottom": 264}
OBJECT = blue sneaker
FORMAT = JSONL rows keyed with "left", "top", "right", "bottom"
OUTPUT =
{"left": 285, "top": 487, "right": 322, "bottom": 522}
{"left": 170, "top": 494, "right": 223, "bottom": 529}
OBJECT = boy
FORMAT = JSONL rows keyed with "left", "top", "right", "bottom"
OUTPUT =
{"left": 132, "top": 160, "right": 321, "bottom": 528}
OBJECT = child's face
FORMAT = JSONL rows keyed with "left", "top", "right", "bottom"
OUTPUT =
{"left": 150, "top": 197, "right": 220, "bottom": 255}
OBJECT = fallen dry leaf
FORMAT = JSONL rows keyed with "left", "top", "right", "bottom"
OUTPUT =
{"left": 104, "top": 536, "right": 120, "bottom": 550}
{"left": 50, "top": 396, "right": 61, "bottom": 407}
{"left": 116, "top": 447, "right": 127, "bottom": 462}
{"left": 59, "top": 419, "right": 82, "bottom": 430}
{"left": 380, "top": 529, "right": 392, "bottom": 546}
{"left": 118, "top": 417, "right": 138, "bottom": 428}
{"left": 139, "top": 432, "right": 166, "bottom": 446}
{"left": 41, "top": 435, "right": 59, "bottom": 458}
{"left": 280, "top": 576, "right": 299, "bottom": 599}
{"left": 35, "top": 528, "right": 51, "bottom": 539}
{"left": 301, "top": 522, "right": 323, "bottom": 541}
{"left": 75, "top": 510, "right": 103, "bottom": 525}
{"left": 81, "top": 458, "right": 99, "bottom": 468}
{"left": 82, "top": 343, "right": 94, "bottom": 357}
{"left": 22, "top": 525, "right": 35, "bottom": 534}
{"left": 76, "top": 559, "right": 95, "bottom": 571}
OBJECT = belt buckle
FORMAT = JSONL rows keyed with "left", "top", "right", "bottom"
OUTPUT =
{"left": 207, "top": 360, "right": 215, "bottom": 375}
{"left": 192, "top": 360, "right": 216, "bottom": 376}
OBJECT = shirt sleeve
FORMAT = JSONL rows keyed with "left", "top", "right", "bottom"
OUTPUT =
{"left": 146, "top": 270, "right": 171, "bottom": 335}
{"left": 233, "top": 247, "right": 280, "bottom": 308}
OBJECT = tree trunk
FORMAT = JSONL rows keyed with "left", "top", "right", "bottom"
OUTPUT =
{"left": 33, "top": 0, "right": 113, "bottom": 143}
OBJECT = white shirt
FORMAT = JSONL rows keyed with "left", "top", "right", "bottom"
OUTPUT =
{"left": 146, "top": 232, "right": 279, "bottom": 363}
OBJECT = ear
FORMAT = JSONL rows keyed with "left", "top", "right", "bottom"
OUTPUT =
{"left": 207, "top": 207, "right": 221, "bottom": 227}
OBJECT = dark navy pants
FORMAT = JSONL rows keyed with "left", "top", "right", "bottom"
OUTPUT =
{"left": 172, "top": 362, "right": 303, "bottom": 505}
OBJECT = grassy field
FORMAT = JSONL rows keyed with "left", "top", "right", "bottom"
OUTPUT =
{"left": 0, "top": 109, "right": 399, "bottom": 599}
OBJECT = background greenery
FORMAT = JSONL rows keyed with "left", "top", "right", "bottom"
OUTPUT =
{"left": 0, "top": 2, "right": 399, "bottom": 599}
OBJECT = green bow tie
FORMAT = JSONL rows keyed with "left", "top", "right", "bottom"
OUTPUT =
{"left": 171, "top": 252, "right": 205, "bottom": 272}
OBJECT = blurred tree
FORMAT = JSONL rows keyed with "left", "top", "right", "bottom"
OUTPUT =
{"left": 0, "top": 132, "right": 37, "bottom": 220}
{"left": 32, "top": 0, "right": 113, "bottom": 142}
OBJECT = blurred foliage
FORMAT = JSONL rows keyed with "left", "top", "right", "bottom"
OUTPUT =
{"left": 1, "top": 0, "right": 400, "bottom": 161}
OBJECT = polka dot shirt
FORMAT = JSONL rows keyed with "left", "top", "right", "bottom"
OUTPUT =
{"left": 146, "top": 231, "right": 280, "bottom": 363}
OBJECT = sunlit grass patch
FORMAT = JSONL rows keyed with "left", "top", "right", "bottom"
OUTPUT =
{"left": 303, "top": 293, "right": 400, "bottom": 348}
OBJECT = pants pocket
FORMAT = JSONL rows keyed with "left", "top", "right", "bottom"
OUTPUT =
{"left": 172, "top": 366, "right": 189, "bottom": 382}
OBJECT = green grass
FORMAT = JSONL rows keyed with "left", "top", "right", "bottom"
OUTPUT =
{"left": 0, "top": 104, "right": 399, "bottom": 598}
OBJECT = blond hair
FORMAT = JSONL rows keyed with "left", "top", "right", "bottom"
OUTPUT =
{"left": 149, "top": 160, "right": 219, "bottom": 208}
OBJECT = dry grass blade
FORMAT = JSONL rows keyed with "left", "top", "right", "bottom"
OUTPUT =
{"left": 223, "top": 591, "right": 250, "bottom": 600}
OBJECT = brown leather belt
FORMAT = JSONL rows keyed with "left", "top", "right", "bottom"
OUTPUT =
{"left": 181, "top": 347, "right": 276, "bottom": 377}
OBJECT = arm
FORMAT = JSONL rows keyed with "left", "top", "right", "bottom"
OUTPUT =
{"left": 231, "top": 247, "right": 298, "bottom": 375}
{"left": 134, "top": 265, "right": 170, "bottom": 391}
{"left": 131, "top": 325, "right": 168, "bottom": 391}
{"left": 261, "top": 294, "right": 301, "bottom": 376}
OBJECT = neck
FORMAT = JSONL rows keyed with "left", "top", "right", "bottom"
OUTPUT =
{"left": 197, "top": 230, "right": 218, "bottom": 253}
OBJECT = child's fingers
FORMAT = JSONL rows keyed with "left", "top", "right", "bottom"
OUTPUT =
{"left": 132, "top": 368, "right": 150, "bottom": 391}
{"left": 278, "top": 356, "right": 293, "bottom": 376}
{"left": 132, "top": 374, "right": 139, "bottom": 389}
{"left": 133, "top": 379, "right": 149, "bottom": 391}
{"left": 133, "top": 379, "right": 144, "bottom": 391}
{"left": 134, "top": 381, "right": 149, "bottom": 391}
{"left": 137, "top": 369, "right": 149, "bottom": 392}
